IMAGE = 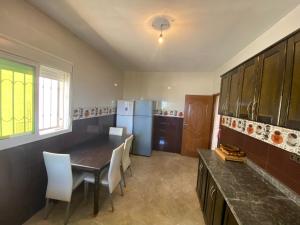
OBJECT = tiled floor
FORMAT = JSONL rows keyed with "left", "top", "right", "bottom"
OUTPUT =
{"left": 25, "top": 151, "right": 205, "bottom": 225}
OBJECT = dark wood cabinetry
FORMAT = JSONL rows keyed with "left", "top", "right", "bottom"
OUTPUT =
{"left": 196, "top": 157, "right": 208, "bottom": 209}
{"left": 152, "top": 116, "right": 183, "bottom": 153}
{"left": 196, "top": 156, "right": 229, "bottom": 225}
{"left": 239, "top": 57, "right": 259, "bottom": 120}
{"left": 280, "top": 32, "right": 300, "bottom": 129}
{"left": 204, "top": 173, "right": 225, "bottom": 225}
{"left": 223, "top": 205, "right": 239, "bottom": 225}
{"left": 227, "top": 68, "right": 243, "bottom": 117}
{"left": 219, "top": 30, "right": 300, "bottom": 130}
{"left": 256, "top": 41, "right": 286, "bottom": 125}
{"left": 219, "top": 74, "right": 231, "bottom": 115}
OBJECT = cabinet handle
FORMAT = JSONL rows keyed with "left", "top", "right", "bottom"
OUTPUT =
{"left": 247, "top": 101, "right": 253, "bottom": 119}
{"left": 210, "top": 186, "right": 216, "bottom": 199}
{"left": 199, "top": 163, "right": 203, "bottom": 173}
{"left": 235, "top": 97, "right": 240, "bottom": 117}
{"left": 225, "top": 97, "right": 229, "bottom": 114}
{"left": 252, "top": 98, "right": 258, "bottom": 120}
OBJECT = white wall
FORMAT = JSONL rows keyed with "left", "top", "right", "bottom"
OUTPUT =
{"left": 0, "top": 0, "right": 123, "bottom": 108}
{"left": 213, "top": 4, "right": 300, "bottom": 91}
{"left": 123, "top": 71, "right": 217, "bottom": 112}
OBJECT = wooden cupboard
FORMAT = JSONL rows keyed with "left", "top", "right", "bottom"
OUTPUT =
{"left": 219, "top": 29, "right": 300, "bottom": 130}
{"left": 219, "top": 74, "right": 231, "bottom": 115}
{"left": 280, "top": 31, "right": 300, "bottom": 129}
{"left": 239, "top": 57, "right": 259, "bottom": 120}
{"left": 227, "top": 68, "right": 243, "bottom": 117}
{"left": 255, "top": 41, "right": 286, "bottom": 125}
{"left": 223, "top": 206, "right": 239, "bottom": 225}
{"left": 196, "top": 156, "right": 237, "bottom": 225}
{"left": 204, "top": 173, "right": 225, "bottom": 225}
{"left": 196, "top": 157, "right": 208, "bottom": 210}
{"left": 152, "top": 116, "right": 183, "bottom": 153}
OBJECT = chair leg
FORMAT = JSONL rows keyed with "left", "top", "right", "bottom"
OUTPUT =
{"left": 64, "top": 202, "right": 71, "bottom": 225}
{"left": 129, "top": 165, "right": 133, "bottom": 176}
{"left": 84, "top": 182, "right": 89, "bottom": 201}
{"left": 121, "top": 168, "right": 126, "bottom": 188}
{"left": 44, "top": 198, "right": 50, "bottom": 219}
{"left": 119, "top": 182, "right": 124, "bottom": 196}
{"left": 108, "top": 191, "right": 114, "bottom": 212}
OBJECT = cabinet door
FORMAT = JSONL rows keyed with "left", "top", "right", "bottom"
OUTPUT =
{"left": 196, "top": 157, "right": 208, "bottom": 210}
{"left": 204, "top": 174, "right": 216, "bottom": 225}
{"left": 219, "top": 74, "right": 231, "bottom": 115}
{"left": 255, "top": 41, "right": 287, "bottom": 125}
{"left": 223, "top": 205, "right": 238, "bottom": 225}
{"left": 280, "top": 31, "right": 300, "bottom": 129}
{"left": 239, "top": 57, "right": 259, "bottom": 120}
{"left": 227, "top": 67, "right": 243, "bottom": 117}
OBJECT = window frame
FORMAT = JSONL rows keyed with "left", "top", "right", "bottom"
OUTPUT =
{"left": 38, "top": 65, "right": 71, "bottom": 135}
{"left": 0, "top": 51, "right": 72, "bottom": 151}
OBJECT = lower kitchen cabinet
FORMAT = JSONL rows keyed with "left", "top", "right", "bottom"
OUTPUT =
{"left": 223, "top": 205, "right": 239, "bottom": 225}
{"left": 197, "top": 157, "right": 237, "bottom": 225}
{"left": 204, "top": 173, "right": 225, "bottom": 225}
{"left": 196, "top": 157, "right": 208, "bottom": 209}
{"left": 152, "top": 116, "right": 183, "bottom": 153}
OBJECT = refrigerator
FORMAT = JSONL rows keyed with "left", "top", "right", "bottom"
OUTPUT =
{"left": 132, "top": 100, "right": 154, "bottom": 156}
{"left": 116, "top": 100, "right": 134, "bottom": 135}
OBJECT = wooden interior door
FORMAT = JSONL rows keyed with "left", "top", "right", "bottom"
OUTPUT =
{"left": 181, "top": 95, "right": 213, "bottom": 157}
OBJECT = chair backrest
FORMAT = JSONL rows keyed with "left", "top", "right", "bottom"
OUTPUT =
{"left": 109, "top": 127, "right": 124, "bottom": 136}
{"left": 43, "top": 152, "right": 73, "bottom": 202}
{"left": 122, "top": 135, "right": 134, "bottom": 172}
{"left": 108, "top": 143, "right": 124, "bottom": 193}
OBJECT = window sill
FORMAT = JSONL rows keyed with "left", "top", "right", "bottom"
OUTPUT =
{"left": 0, "top": 126, "right": 72, "bottom": 151}
{"left": 39, "top": 127, "right": 69, "bottom": 136}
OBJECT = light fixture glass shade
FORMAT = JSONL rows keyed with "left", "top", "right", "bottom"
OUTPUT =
{"left": 158, "top": 34, "right": 163, "bottom": 44}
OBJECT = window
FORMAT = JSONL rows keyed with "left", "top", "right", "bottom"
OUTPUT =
{"left": 39, "top": 65, "right": 70, "bottom": 135}
{"left": 0, "top": 58, "right": 34, "bottom": 138}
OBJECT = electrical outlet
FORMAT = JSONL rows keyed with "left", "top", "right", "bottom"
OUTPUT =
{"left": 290, "top": 153, "right": 300, "bottom": 164}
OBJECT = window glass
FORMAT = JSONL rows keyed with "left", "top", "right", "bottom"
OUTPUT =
{"left": 0, "top": 58, "right": 34, "bottom": 138}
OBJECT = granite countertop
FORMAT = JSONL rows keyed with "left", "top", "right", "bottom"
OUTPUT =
{"left": 198, "top": 149, "right": 300, "bottom": 225}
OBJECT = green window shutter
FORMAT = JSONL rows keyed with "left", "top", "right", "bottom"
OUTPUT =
{"left": 0, "top": 58, "right": 35, "bottom": 138}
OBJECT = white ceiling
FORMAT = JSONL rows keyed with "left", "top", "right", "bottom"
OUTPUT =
{"left": 28, "top": 0, "right": 300, "bottom": 72}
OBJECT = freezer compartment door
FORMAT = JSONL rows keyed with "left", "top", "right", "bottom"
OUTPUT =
{"left": 133, "top": 116, "right": 153, "bottom": 156}
{"left": 116, "top": 115, "right": 133, "bottom": 135}
{"left": 134, "top": 100, "right": 154, "bottom": 116}
{"left": 117, "top": 100, "right": 134, "bottom": 116}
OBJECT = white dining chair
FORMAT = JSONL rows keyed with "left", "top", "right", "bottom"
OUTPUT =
{"left": 84, "top": 143, "right": 124, "bottom": 212}
{"left": 109, "top": 127, "right": 124, "bottom": 136}
{"left": 43, "top": 152, "right": 86, "bottom": 225}
{"left": 121, "top": 135, "right": 134, "bottom": 187}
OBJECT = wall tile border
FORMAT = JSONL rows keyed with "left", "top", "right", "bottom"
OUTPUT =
{"left": 73, "top": 106, "right": 116, "bottom": 120}
{"left": 153, "top": 109, "right": 184, "bottom": 118}
{"left": 221, "top": 116, "right": 300, "bottom": 156}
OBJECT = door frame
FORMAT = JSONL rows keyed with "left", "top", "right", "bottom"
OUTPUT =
{"left": 210, "top": 93, "right": 220, "bottom": 149}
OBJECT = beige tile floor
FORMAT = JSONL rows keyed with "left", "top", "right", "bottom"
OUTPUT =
{"left": 25, "top": 151, "right": 205, "bottom": 225}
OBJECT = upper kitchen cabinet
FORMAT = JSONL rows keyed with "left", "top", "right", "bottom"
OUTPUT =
{"left": 218, "top": 73, "right": 231, "bottom": 115}
{"left": 239, "top": 57, "right": 259, "bottom": 120}
{"left": 280, "top": 31, "right": 300, "bottom": 130}
{"left": 255, "top": 41, "right": 287, "bottom": 125}
{"left": 227, "top": 67, "right": 243, "bottom": 117}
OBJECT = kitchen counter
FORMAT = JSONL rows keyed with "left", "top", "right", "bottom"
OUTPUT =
{"left": 198, "top": 149, "right": 300, "bottom": 225}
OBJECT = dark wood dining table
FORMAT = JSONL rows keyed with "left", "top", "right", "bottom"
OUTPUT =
{"left": 67, "top": 135, "right": 126, "bottom": 215}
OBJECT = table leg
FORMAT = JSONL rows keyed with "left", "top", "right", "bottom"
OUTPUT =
{"left": 93, "top": 171, "right": 100, "bottom": 215}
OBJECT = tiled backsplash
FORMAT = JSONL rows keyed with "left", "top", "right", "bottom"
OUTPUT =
{"left": 221, "top": 116, "right": 300, "bottom": 156}
{"left": 73, "top": 105, "right": 116, "bottom": 120}
{"left": 153, "top": 109, "right": 184, "bottom": 118}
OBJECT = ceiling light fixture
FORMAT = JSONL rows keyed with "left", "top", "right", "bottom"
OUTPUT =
{"left": 152, "top": 16, "right": 172, "bottom": 44}
{"left": 158, "top": 25, "right": 164, "bottom": 44}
